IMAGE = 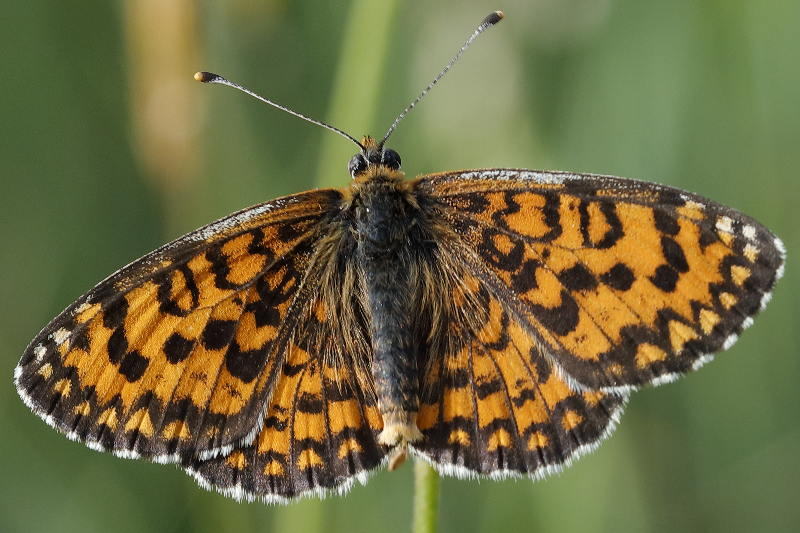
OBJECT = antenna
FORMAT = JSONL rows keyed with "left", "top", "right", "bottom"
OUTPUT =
{"left": 378, "top": 10, "right": 504, "bottom": 148}
{"left": 195, "top": 10, "right": 505, "bottom": 154}
{"left": 194, "top": 71, "right": 365, "bottom": 151}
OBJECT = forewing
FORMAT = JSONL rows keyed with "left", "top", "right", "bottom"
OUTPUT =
{"left": 14, "top": 189, "right": 343, "bottom": 461}
{"left": 413, "top": 271, "right": 626, "bottom": 478}
{"left": 415, "top": 169, "right": 785, "bottom": 391}
{"left": 184, "top": 294, "right": 387, "bottom": 502}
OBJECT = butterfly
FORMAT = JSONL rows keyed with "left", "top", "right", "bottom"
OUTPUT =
{"left": 14, "top": 11, "right": 785, "bottom": 503}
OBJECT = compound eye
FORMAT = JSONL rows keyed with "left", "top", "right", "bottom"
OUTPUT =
{"left": 348, "top": 153, "right": 368, "bottom": 177}
{"left": 381, "top": 148, "right": 401, "bottom": 170}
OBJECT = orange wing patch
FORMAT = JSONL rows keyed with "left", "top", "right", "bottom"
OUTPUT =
{"left": 15, "top": 190, "right": 342, "bottom": 461}
{"left": 417, "top": 170, "right": 785, "bottom": 391}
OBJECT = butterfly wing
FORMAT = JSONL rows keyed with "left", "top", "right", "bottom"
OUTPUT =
{"left": 412, "top": 269, "right": 626, "bottom": 478}
{"left": 415, "top": 169, "right": 785, "bottom": 392}
{"left": 14, "top": 189, "right": 343, "bottom": 461}
{"left": 184, "top": 280, "right": 388, "bottom": 502}
{"left": 184, "top": 350, "right": 387, "bottom": 502}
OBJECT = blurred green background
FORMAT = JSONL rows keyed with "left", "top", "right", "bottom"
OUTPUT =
{"left": 1, "top": 1, "right": 798, "bottom": 532}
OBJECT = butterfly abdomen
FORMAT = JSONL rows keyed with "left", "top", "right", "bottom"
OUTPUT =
{"left": 350, "top": 172, "right": 424, "bottom": 447}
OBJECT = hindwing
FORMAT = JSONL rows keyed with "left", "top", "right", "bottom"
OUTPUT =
{"left": 184, "top": 287, "right": 387, "bottom": 502}
{"left": 412, "top": 269, "right": 626, "bottom": 478}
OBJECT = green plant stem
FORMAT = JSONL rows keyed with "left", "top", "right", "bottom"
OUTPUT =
{"left": 413, "top": 461, "right": 440, "bottom": 533}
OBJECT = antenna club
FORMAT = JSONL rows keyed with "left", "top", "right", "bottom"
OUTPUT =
{"left": 194, "top": 71, "right": 219, "bottom": 83}
{"left": 484, "top": 10, "right": 505, "bottom": 26}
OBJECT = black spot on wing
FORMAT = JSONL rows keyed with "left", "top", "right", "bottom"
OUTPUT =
{"left": 650, "top": 265, "right": 679, "bottom": 292}
{"left": 601, "top": 263, "right": 635, "bottom": 291}
{"left": 119, "top": 351, "right": 149, "bottom": 382}
{"left": 264, "top": 415, "right": 287, "bottom": 431}
{"left": 528, "top": 290, "right": 580, "bottom": 336}
{"left": 661, "top": 237, "right": 689, "bottom": 272}
{"left": 246, "top": 300, "right": 281, "bottom": 328}
{"left": 224, "top": 342, "right": 269, "bottom": 383}
{"left": 511, "top": 388, "right": 536, "bottom": 408}
{"left": 164, "top": 333, "right": 194, "bottom": 364}
{"left": 558, "top": 263, "right": 598, "bottom": 292}
{"left": 296, "top": 393, "right": 323, "bottom": 414}
{"left": 653, "top": 209, "right": 680, "bottom": 235}
{"left": 103, "top": 297, "right": 128, "bottom": 329}
{"left": 206, "top": 247, "right": 238, "bottom": 291}
{"left": 202, "top": 320, "right": 237, "bottom": 350}
{"left": 474, "top": 378, "right": 504, "bottom": 399}
{"left": 107, "top": 327, "right": 128, "bottom": 364}
{"left": 511, "top": 260, "right": 540, "bottom": 293}
{"left": 72, "top": 329, "right": 90, "bottom": 352}
{"left": 283, "top": 363, "right": 304, "bottom": 377}
{"left": 445, "top": 368, "right": 471, "bottom": 389}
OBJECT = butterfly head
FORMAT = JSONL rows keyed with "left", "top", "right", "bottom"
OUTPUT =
{"left": 348, "top": 136, "right": 402, "bottom": 178}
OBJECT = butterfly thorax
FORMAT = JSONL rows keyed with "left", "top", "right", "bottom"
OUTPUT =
{"left": 348, "top": 167, "right": 424, "bottom": 455}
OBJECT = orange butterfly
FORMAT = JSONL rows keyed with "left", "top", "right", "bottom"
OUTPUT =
{"left": 15, "top": 11, "right": 784, "bottom": 503}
